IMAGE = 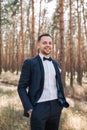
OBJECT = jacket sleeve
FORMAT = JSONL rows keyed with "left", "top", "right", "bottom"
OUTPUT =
{"left": 17, "top": 59, "right": 33, "bottom": 112}
{"left": 56, "top": 62, "right": 69, "bottom": 108}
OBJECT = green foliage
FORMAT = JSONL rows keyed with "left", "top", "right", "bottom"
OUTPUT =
{"left": 11, "top": 0, "right": 18, "bottom": 6}
{"left": 1, "top": 0, "right": 19, "bottom": 25}
{"left": 52, "top": 1, "right": 60, "bottom": 31}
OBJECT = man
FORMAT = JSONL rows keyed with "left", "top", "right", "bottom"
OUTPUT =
{"left": 18, "top": 33, "right": 69, "bottom": 130}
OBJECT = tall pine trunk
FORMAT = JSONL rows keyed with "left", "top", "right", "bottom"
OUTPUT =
{"left": 81, "top": 0, "right": 87, "bottom": 40}
{"left": 38, "top": 0, "right": 42, "bottom": 36}
{"left": 69, "top": 0, "right": 74, "bottom": 87}
{"left": 0, "top": 1, "right": 2, "bottom": 74}
{"left": 77, "top": 0, "right": 83, "bottom": 85}
{"left": 30, "top": 0, "right": 35, "bottom": 57}
{"left": 20, "top": 0, "right": 24, "bottom": 63}
{"left": 59, "top": 0, "right": 66, "bottom": 87}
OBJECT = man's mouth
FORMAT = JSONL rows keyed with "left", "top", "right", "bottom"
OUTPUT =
{"left": 45, "top": 47, "right": 51, "bottom": 51}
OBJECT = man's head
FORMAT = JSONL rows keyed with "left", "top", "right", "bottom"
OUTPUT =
{"left": 37, "top": 33, "right": 52, "bottom": 56}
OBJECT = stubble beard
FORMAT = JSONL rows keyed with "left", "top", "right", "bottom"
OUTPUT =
{"left": 41, "top": 49, "right": 51, "bottom": 56}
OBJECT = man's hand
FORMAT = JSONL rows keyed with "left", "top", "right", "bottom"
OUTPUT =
{"left": 27, "top": 109, "right": 33, "bottom": 118}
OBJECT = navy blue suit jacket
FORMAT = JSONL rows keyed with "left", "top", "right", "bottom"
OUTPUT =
{"left": 18, "top": 55, "right": 69, "bottom": 117}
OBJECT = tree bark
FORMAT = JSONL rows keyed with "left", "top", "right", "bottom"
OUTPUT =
{"left": 69, "top": 0, "right": 74, "bottom": 87}
{"left": 20, "top": 0, "right": 24, "bottom": 62}
{"left": 30, "top": 0, "right": 35, "bottom": 57}
{"left": 81, "top": 0, "right": 87, "bottom": 41}
{"left": 0, "top": 1, "right": 2, "bottom": 74}
{"left": 59, "top": 0, "right": 66, "bottom": 87}
{"left": 77, "top": 0, "right": 83, "bottom": 85}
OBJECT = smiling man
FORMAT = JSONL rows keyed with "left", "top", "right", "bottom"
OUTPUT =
{"left": 18, "top": 33, "right": 69, "bottom": 130}
{"left": 37, "top": 34, "right": 52, "bottom": 56}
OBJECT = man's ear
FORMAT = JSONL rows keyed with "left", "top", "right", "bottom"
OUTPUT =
{"left": 36, "top": 42, "right": 40, "bottom": 49}
{"left": 36, "top": 42, "right": 40, "bottom": 53}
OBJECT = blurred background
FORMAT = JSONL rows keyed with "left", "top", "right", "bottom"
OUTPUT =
{"left": 0, "top": 0, "right": 87, "bottom": 130}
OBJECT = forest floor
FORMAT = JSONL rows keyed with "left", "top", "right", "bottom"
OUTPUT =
{"left": 0, "top": 71, "right": 87, "bottom": 130}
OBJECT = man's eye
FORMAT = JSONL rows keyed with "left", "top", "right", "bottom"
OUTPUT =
{"left": 43, "top": 42, "right": 47, "bottom": 44}
{"left": 49, "top": 42, "right": 52, "bottom": 45}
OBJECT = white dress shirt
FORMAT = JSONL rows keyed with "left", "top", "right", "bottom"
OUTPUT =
{"left": 37, "top": 53, "right": 58, "bottom": 103}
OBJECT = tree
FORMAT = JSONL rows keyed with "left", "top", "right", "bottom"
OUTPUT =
{"left": 59, "top": 0, "right": 66, "bottom": 87}
{"left": 30, "top": 0, "right": 35, "bottom": 57}
{"left": 0, "top": 0, "right": 2, "bottom": 74}
{"left": 81, "top": 0, "right": 87, "bottom": 40}
{"left": 20, "top": 0, "right": 25, "bottom": 62}
{"left": 77, "top": 0, "right": 83, "bottom": 85}
{"left": 38, "top": 0, "right": 42, "bottom": 35}
{"left": 1, "top": 0, "right": 87, "bottom": 80}
{"left": 69, "top": 0, "right": 74, "bottom": 87}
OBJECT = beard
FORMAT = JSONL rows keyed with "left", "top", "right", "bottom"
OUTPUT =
{"left": 40, "top": 49, "right": 51, "bottom": 56}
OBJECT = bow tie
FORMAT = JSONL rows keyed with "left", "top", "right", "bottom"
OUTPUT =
{"left": 43, "top": 57, "right": 52, "bottom": 61}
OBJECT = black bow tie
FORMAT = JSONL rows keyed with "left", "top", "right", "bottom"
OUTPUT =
{"left": 43, "top": 57, "right": 52, "bottom": 61}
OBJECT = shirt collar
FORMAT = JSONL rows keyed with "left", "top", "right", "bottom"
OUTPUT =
{"left": 39, "top": 53, "right": 50, "bottom": 61}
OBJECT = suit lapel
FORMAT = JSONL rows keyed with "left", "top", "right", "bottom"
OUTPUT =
{"left": 36, "top": 55, "right": 44, "bottom": 88}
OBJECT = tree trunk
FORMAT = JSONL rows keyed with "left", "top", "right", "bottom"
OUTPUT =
{"left": 5, "top": 34, "right": 8, "bottom": 71}
{"left": 69, "top": 0, "right": 74, "bottom": 87}
{"left": 26, "top": 0, "right": 31, "bottom": 57}
{"left": 20, "top": 0, "right": 24, "bottom": 62}
{"left": 77, "top": 0, "right": 83, "bottom": 85}
{"left": 59, "top": 0, "right": 66, "bottom": 87}
{"left": 11, "top": 24, "right": 15, "bottom": 72}
{"left": 38, "top": 0, "right": 42, "bottom": 36}
{"left": 0, "top": 1, "right": 2, "bottom": 74}
{"left": 30, "top": 0, "right": 35, "bottom": 57}
{"left": 81, "top": 0, "right": 87, "bottom": 40}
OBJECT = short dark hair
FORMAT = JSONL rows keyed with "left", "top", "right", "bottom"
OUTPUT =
{"left": 38, "top": 33, "right": 52, "bottom": 42}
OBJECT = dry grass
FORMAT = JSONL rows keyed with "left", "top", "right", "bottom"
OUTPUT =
{"left": 0, "top": 106, "right": 29, "bottom": 130}
{"left": 62, "top": 109, "right": 87, "bottom": 130}
{"left": 0, "top": 71, "right": 87, "bottom": 130}
{"left": 0, "top": 71, "right": 20, "bottom": 86}
{"left": 0, "top": 83, "right": 29, "bottom": 130}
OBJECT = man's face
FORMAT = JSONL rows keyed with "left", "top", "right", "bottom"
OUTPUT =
{"left": 38, "top": 36, "right": 52, "bottom": 56}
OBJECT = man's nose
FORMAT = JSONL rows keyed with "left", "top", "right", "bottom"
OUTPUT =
{"left": 47, "top": 43, "right": 51, "bottom": 46}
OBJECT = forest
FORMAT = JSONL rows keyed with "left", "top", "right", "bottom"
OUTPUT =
{"left": 0, "top": 0, "right": 87, "bottom": 130}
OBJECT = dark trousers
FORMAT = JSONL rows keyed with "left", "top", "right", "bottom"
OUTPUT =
{"left": 30, "top": 99, "right": 63, "bottom": 130}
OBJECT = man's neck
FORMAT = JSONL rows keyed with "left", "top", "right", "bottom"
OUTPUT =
{"left": 39, "top": 52, "right": 50, "bottom": 58}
